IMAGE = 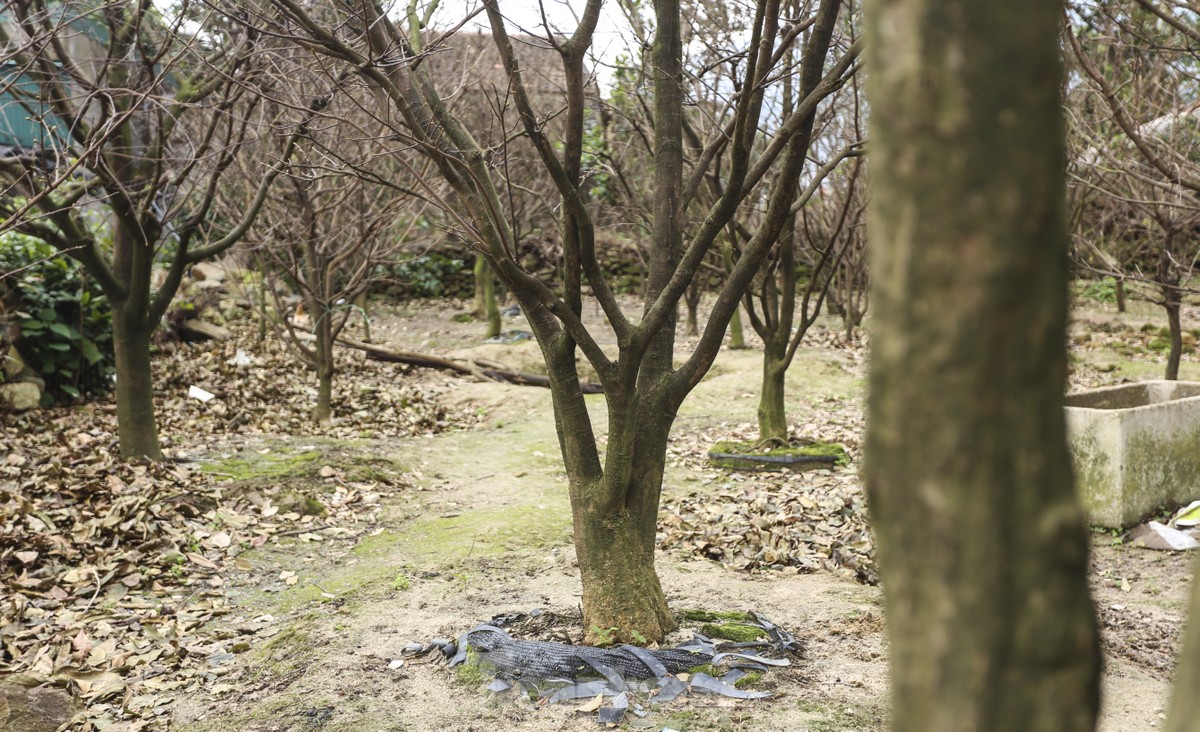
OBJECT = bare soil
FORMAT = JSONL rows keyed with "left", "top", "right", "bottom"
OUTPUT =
{"left": 163, "top": 296, "right": 1192, "bottom": 732}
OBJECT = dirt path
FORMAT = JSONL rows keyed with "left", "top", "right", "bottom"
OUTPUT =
{"left": 165, "top": 302, "right": 1184, "bottom": 731}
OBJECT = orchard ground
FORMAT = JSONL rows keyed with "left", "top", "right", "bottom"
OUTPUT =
{"left": 2, "top": 291, "right": 1195, "bottom": 731}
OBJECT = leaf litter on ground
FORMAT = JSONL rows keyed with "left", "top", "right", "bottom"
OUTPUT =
{"left": 0, "top": 322, "right": 481, "bottom": 730}
{"left": 658, "top": 334, "right": 877, "bottom": 585}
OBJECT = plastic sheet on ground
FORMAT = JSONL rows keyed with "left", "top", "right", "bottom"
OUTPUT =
{"left": 446, "top": 612, "right": 799, "bottom": 721}
{"left": 1129, "top": 521, "right": 1199, "bottom": 551}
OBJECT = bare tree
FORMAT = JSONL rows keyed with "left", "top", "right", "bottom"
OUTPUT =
{"left": 739, "top": 16, "right": 865, "bottom": 442}
{"left": 1065, "top": 0, "right": 1200, "bottom": 379}
{"left": 0, "top": 0, "right": 299, "bottom": 458}
{"left": 245, "top": 0, "right": 855, "bottom": 642}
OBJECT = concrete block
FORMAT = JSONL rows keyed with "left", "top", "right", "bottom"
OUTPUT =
{"left": 1065, "top": 381, "right": 1200, "bottom": 527}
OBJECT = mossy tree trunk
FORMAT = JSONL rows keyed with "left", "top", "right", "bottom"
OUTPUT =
{"left": 484, "top": 267, "right": 501, "bottom": 338}
{"left": 722, "top": 239, "right": 747, "bottom": 349}
{"left": 1165, "top": 297, "right": 1183, "bottom": 380}
{"left": 473, "top": 256, "right": 502, "bottom": 337}
{"left": 863, "top": 1, "right": 1101, "bottom": 730}
{"left": 756, "top": 355, "right": 788, "bottom": 442}
{"left": 312, "top": 297, "right": 335, "bottom": 423}
{"left": 354, "top": 291, "right": 372, "bottom": 342}
{"left": 474, "top": 256, "right": 502, "bottom": 338}
{"left": 111, "top": 317, "right": 161, "bottom": 460}
{"left": 685, "top": 279, "right": 701, "bottom": 336}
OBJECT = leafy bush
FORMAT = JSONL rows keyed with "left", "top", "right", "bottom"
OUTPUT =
{"left": 389, "top": 253, "right": 465, "bottom": 297}
{"left": 0, "top": 233, "right": 114, "bottom": 401}
{"left": 1081, "top": 277, "right": 1118, "bottom": 304}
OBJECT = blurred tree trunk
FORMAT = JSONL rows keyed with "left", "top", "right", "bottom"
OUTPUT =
{"left": 1167, "top": 553, "right": 1200, "bottom": 731}
{"left": 863, "top": 0, "right": 1101, "bottom": 731}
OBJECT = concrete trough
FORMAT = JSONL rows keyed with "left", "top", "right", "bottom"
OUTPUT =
{"left": 1065, "top": 381, "right": 1200, "bottom": 527}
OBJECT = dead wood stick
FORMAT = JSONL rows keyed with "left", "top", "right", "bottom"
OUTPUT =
{"left": 333, "top": 336, "right": 604, "bottom": 394}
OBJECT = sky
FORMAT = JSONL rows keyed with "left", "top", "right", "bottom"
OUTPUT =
{"left": 422, "top": 0, "right": 640, "bottom": 90}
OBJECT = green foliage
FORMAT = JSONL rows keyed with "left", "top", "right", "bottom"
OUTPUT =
{"left": 0, "top": 233, "right": 113, "bottom": 401}
{"left": 388, "top": 254, "right": 464, "bottom": 297}
{"left": 589, "top": 625, "right": 618, "bottom": 647}
{"left": 1081, "top": 277, "right": 1118, "bottom": 304}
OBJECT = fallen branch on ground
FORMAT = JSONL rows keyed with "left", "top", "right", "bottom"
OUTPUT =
{"left": 333, "top": 336, "right": 604, "bottom": 394}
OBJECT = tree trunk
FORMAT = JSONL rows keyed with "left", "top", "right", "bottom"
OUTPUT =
{"left": 757, "top": 351, "right": 788, "bottom": 442}
{"left": 256, "top": 255, "right": 271, "bottom": 345}
{"left": 728, "top": 303, "right": 746, "bottom": 348}
{"left": 483, "top": 268, "right": 501, "bottom": 338}
{"left": 354, "top": 291, "right": 372, "bottom": 342}
{"left": 1165, "top": 299, "right": 1182, "bottom": 381}
{"left": 723, "top": 244, "right": 746, "bottom": 348}
{"left": 574, "top": 493, "right": 675, "bottom": 644}
{"left": 863, "top": 0, "right": 1101, "bottom": 731}
{"left": 1166, "top": 553, "right": 1200, "bottom": 731}
{"left": 685, "top": 283, "right": 700, "bottom": 336}
{"left": 111, "top": 305, "right": 163, "bottom": 460}
{"left": 1115, "top": 276, "right": 1126, "bottom": 313}
{"left": 472, "top": 255, "right": 488, "bottom": 319}
{"left": 314, "top": 306, "right": 334, "bottom": 422}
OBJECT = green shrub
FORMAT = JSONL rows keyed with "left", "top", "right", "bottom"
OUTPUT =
{"left": 388, "top": 253, "right": 465, "bottom": 297}
{"left": 1081, "top": 277, "right": 1118, "bottom": 304}
{"left": 0, "top": 233, "right": 113, "bottom": 401}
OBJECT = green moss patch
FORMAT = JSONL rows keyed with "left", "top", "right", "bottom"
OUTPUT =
{"left": 455, "top": 648, "right": 486, "bottom": 687}
{"left": 709, "top": 440, "right": 849, "bottom": 471}
{"left": 678, "top": 608, "right": 756, "bottom": 623}
{"left": 687, "top": 663, "right": 722, "bottom": 677}
{"left": 700, "top": 622, "right": 768, "bottom": 642}
{"left": 203, "top": 448, "right": 323, "bottom": 481}
{"left": 200, "top": 439, "right": 407, "bottom": 487}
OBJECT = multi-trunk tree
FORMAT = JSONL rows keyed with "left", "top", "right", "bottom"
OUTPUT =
{"left": 0, "top": 0, "right": 297, "bottom": 458}
{"left": 254, "top": 0, "right": 856, "bottom": 642}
